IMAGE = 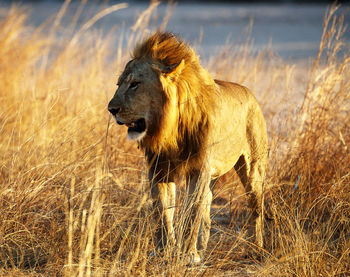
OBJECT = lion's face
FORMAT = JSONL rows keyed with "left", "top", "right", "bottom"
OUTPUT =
{"left": 108, "top": 59, "right": 164, "bottom": 141}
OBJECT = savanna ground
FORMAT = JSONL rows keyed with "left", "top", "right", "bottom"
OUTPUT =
{"left": 0, "top": 1, "right": 349, "bottom": 276}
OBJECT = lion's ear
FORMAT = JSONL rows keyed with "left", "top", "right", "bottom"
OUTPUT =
{"left": 165, "top": 60, "right": 185, "bottom": 75}
{"left": 152, "top": 59, "right": 185, "bottom": 81}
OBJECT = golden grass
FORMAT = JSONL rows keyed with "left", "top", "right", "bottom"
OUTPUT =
{"left": 0, "top": 2, "right": 349, "bottom": 276}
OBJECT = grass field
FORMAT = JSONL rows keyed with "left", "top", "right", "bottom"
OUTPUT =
{"left": 0, "top": 2, "right": 349, "bottom": 276}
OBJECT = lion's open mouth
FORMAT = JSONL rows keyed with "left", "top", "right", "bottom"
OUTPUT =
{"left": 127, "top": 118, "right": 146, "bottom": 134}
{"left": 117, "top": 118, "right": 146, "bottom": 135}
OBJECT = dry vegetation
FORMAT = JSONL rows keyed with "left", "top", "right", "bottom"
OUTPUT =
{"left": 0, "top": 2, "right": 349, "bottom": 276}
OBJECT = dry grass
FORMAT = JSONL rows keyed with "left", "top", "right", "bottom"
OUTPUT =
{"left": 0, "top": 2, "right": 349, "bottom": 276}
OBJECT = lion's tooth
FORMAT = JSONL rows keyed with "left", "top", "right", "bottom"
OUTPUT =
{"left": 126, "top": 122, "right": 135, "bottom": 128}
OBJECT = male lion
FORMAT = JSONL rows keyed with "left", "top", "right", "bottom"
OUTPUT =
{"left": 108, "top": 32, "right": 268, "bottom": 263}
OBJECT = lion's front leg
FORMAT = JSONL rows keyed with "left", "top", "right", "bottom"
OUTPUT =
{"left": 151, "top": 181, "right": 176, "bottom": 250}
{"left": 198, "top": 187, "right": 212, "bottom": 252}
{"left": 185, "top": 170, "right": 212, "bottom": 264}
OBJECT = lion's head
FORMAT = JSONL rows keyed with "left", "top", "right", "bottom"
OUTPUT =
{"left": 108, "top": 32, "right": 216, "bottom": 153}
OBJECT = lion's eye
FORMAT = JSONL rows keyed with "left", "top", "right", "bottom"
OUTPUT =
{"left": 130, "top": 82, "right": 140, "bottom": 90}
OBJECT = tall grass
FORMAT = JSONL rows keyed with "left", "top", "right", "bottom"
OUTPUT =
{"left": 0, "top": 2, "right": 349, "bottom": 276}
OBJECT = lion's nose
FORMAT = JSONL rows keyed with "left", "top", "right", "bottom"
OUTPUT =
{"left": 108, "top": 106, "right": 120, "bottom": 116}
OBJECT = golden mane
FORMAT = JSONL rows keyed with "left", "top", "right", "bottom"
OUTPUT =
{"left": 133, "top": 32, "right": 217, "bottom": 159}
{"left": 133, "top": 32, "right": 196, "bottom": 69}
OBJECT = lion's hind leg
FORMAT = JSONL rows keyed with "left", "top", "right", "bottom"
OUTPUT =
{"left": 248, "top": 160, "right": 265, "bottom": 248}
{"left": 234, "top": 154, "right": 265, "bottom": 247}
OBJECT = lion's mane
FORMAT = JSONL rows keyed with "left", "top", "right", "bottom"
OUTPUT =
{"left": 133, "top": 32, "right": 217, "bottom": 160}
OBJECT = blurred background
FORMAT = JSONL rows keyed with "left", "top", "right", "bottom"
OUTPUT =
{"left": 0, "top": 0, "right": 349, "bottom": 63}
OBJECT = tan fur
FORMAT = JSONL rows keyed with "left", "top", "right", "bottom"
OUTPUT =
{"left": 108, "top": 32, "right": 268, "bottom": 263}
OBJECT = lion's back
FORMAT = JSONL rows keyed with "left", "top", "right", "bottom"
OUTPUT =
{"left": 207, "top": 79, "right": 268, "bottom": 177}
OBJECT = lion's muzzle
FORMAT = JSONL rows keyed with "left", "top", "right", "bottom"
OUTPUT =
{"left": 108, "top": 98, "right": 147, "bottom": 141}
{"left": 107, "top": 104, "right": 120, "bottom": 117}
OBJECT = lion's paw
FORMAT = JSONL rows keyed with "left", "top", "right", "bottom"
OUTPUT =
{"left": 186, "top": 250, "right": 201, "bottom": 265}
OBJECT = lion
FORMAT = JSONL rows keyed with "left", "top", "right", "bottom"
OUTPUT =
{"left": 108, "top": 32, "right": 268, "bottom": 263}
